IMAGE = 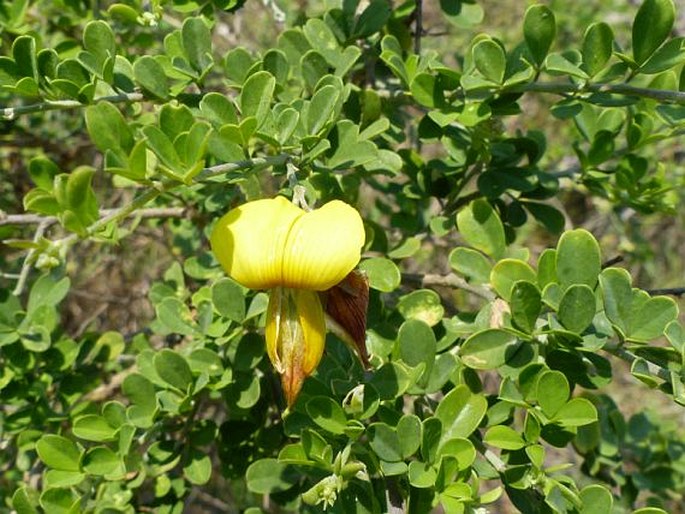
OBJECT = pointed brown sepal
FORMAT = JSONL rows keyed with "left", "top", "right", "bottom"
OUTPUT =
{"left": 323, "top": 269, "right": 370, "bottom": 368}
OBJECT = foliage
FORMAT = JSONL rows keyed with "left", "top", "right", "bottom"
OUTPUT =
{"left": 1, "top": 0, "right": 685, "bottom": 512}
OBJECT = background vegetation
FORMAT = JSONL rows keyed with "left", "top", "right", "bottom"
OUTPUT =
{"left": 1, "top": 0, "right": 685, "bottom": 512}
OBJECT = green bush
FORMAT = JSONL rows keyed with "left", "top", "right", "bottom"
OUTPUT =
{"left": 1, "top": 0, "right": 684, "bottom": 512}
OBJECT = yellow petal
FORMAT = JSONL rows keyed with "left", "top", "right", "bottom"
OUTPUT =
{"left": 281, "top": 200, "right": 365, "bottom": 291}
{"left": 210, "top": 197, "right": 303, "bottom": 290}
{"left": 265, "top": 287, "right": 326, "bottom": 406}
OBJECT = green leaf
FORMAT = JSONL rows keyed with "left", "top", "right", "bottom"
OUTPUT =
{"left": 397, "top": 415, "right": 422, "bottom": 458}
{"left": 411, "top": 73, "right": 441, "bottom": 108}
{"left": 358, "top": 257, "right": 401, "bottom": 292}
{"left": 301, "top": 50, "right": 329, "bottom": 92}
{"left": 388, "top": 237, "right": 421, "bottom": 259}
{"left": 26, "top": 275, "right": 70, "bottom": 316}
{"left": 484, "top": 425, "right": 526, "bottom": 450}
{"left": 397, "top": 290, "right": 444, "bottom": 327}
{"left": 211, "top": 278, "right": 245, "bottom": 321}
{"left": 155, "top": 297, "right": 197, "bottom": 335}
{"left": 640, "top": 37, "right": 685, "bottom": 74}
{"left": 353, "top": 0, "right": 392, "bottom": 38}
{"left": 449, "top": 247, "right": 492, "bottom": 284}
{"left": 553, "top": 397, "right": 598, "bottom": 427}
{"left": 368, "top": 422, "right": 403, "bottom": 462}
{"left": 599, "top": 268, "right": 632, "bottom": 336}
{"left": 522, "top": 202, "right": 565, "bottom": 234}
{"left": 39, "top": 489, "right": 79, "bottom": 514}
{"left": 369, "top": 362, "right": 415, "bottom": 400}
{"left": 582, "top": 23, "right": 614, "bottom": 76}
{"left": 536, "top": 371, "right": 570, "bottom": 418}
{"left": 82, "top": 446, "right": 121, "bottom": 476}
{"left": 579, "top": 485, "right": 613, "bottom": 514}
{"left": 154, "top": 349, "right": 193, "bottom": 392}
{"left": 276, "top": 108, "right": 300, "bottom": 144}
{"left": 43, "top": 470, "right": 84, "bottom": 489}
{"left": 83, "top": 20, "right": 115, "bottom": 72}
{"left": 599, "top": 268, "right": 678, "bottom": 341}
{"left": 263, "top": 49, "right": 289, "bottom": 84}
{"left": 490, "top": 259, "right": 537, "bottom": 301}
{"left": 239, "top": 71, "right": 275, "bottom": 127}
{"left": 182, "top": 17, "right": 212, "bottom": 74}
{"left": 306, "top": 84, "right": 339, "bottom": 135}
{"left": 12, "top": 487, "right": 39, "bottom": 514}
{"left": 327, "top": 120, "right": 378, "bottom": 169}
{"left": 408, "top": 461, "right": 437, "bottom": 488}
{"left": 245, "top": 459, "right": 300, "bottom": 494}
{"left": 133, "top": 56, "right": 169, "bottom": 99}
{"left": 199, "top": 92, "right": 238, "bottom": 126}
{"left": 456, "top": 199, "right": 506, "bottom": 259}
{"left": 188, "top": 348, "right": 224, "bottom": 376}
{"left": 36, "top": 435, "right": 81, "bottom": 471}
{"left": 398, "top": 319, "right": 436, "bottom": 386}
{"left": 85, "top": 102, "right": 133, "bottom": 156}
{"left": 557, "top": 284, "right": 596, "bottom": 334}
{"left": 122, "top": 373, "right": 156, "bottom": 409}
{"left": 545, "top": 53, "right": 588, "bottom": 79}
{"left": 223, "top": 47, "right": 255, "bottom": 85}
{"left": 184, "top": 449, "right": 212, "bottom": 485}
{"left": 62, "top": 167, "right": 98, "bottom": 231}
{"left": 439, "top": 0, "right": 484, "bottom": 28}
{"left": 72, "top": 415, "right": 117, "bottom": 442}
{"left": 13, "top": 35, "right": 37, "bottom": 80}
{"left": 556, "top": 229, "right": 601, "bottom": 290}
{"left": 473, "top": 39, "right": 506, "bottom": 83}
{"left": 306, "top": 397, "right": 347, "bottom": 435}
{"left": 460, "top": 329, "right": 520, "bottom": 370}
{"left": 523, "top": 5, "right": 556, "bottom": 66}
{"left": 28, "top": 157, "right": 59, "bottom": 191}
{"left": 632, "top": 0, "right": 675, "bottom": 65}
{"left": 510, "top": 281, "right": 541, "bottom": 334}
{"left": 628, "top": 294, "right": 678, "bottom": 342}
{"left": 435, "top": 384, "right": 488, "bottom": 441}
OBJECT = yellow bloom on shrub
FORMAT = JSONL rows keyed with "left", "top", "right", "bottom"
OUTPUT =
{"left": 210, "top": 196, "right": 365, "bottom": 405}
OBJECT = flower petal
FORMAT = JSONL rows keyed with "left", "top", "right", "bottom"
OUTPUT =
{"left": 265, "top": 287, "right": 326, "bottom": 406}
{"left": 281, "top": 200, "right": 365, "bottom": 290}
{"left": 210, "top": 197, "right": 303, "bottom": 290}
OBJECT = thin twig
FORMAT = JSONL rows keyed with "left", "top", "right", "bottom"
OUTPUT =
{"left": 603, "top": 343, "right": 672, "bottom": 383}
{"left": 12, "top": 219, "right": 50, "bottom": 296}
{"left": 58, "top": 154, "right": 289, "bottom": 246}
{"left": 0, "top": 206, "right": 186, "bottom": 227}
{"left": 82, "top": 366, "right": 136, "bottom": 402}
{"left": 414, "top": 0, "right": 423, "bottom": 55}
{"left": 402, "top": 272, "right": 496, "bottom": 301}
{"left": 509, "top": 81, "right": 685, "bottom": 104}
{"left": 0, "top": 92, "right": 144, "bottom": 120}
{"left": 601, "top": 255, "right": 624, "bottom": 268}
{"left": 646, "top": 287, "right": 685, "bottom": 297}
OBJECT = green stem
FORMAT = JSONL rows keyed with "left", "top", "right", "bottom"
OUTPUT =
{"left": 68, "top": 154, "right": 289, "bottom": 242}
{"left": 508, "top": 81, "right": 685, "bottom": 104}
{"left": 0, "top": 92, "right": 145, "bottom": 119}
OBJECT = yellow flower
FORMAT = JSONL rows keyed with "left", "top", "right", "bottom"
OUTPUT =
{"left": 210, "top": 196, "right": 365, "bottom": 405}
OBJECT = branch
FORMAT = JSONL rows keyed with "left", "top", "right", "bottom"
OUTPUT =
{"left": 0, "top": 92, "right": 144, "bottom": 120}
{"left": 646, "top": 287, "right": 685, "bottom": 297}
{"left": 60, "top": 154, "right": 289, "bottom": 245}
{"left": 508, "top": 81, "right": 685, "bottom": 104}
{"left": 603, "top": 343, "right": 672, "bottom": 384}
{"left": 414, "top": 0, "right": 423, "bottom": 55}
{"left": 8, "top": 154, "right": 289, "bottom": 292}
{"left": 13, "top": 219, "right": 49, "bottom": 296}
{"left": 0, "top": 206, "right": 186, "bottom": 227}
{"left": 402, "top": 272, "right": 496, "bottom": 301}
{"left": 82, "top": 366, "right": 135, "bottom": 402}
